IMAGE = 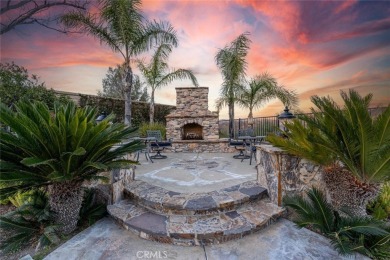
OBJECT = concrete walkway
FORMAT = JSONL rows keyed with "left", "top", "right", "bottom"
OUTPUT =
{"left": 44, "top": 217, "right": 366, "bottom": 260}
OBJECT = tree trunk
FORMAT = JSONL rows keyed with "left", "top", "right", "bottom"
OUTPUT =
{"left": 149, "top": 89, "right": 155, "bottom": 124}
{"left": 48, "top": 181, "right": 84, "bottom": 234}
{"left": 124, "top": 64, "right": 133, "bottom": 126}
{"left": 323, "top": 165, "right": 380, "bottom": 217}
{"left": 228, "top": 102, "right": 234, "bottom": 139}
{"left": 248, "top": 110, "right": 253, "bottom": 119}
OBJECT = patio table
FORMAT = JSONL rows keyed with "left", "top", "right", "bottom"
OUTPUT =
{"left": 130, "top": 137, "right": 156, "bottom": 163}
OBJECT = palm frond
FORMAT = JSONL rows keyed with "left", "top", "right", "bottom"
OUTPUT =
{"left": 132, "top": 20, "right": 178, "bottom": 55}
{"left": 61, "top": 11, "right": 123, "bottom": 58}
{"left": 0, "top": 189, "right": 56, "bottom": 253}
{"left": 283, "top": 187, "right": 334, "bottom": 233}
{"left": 78, "top": 188, "right": 107, "bottom": 226}
{"left": 157, "top": 68, "right": 199, "bottom": 88}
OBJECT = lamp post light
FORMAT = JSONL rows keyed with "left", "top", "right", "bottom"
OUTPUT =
{"left": 95, "top": 112, "right": 107, "bottom": 123}
{"left": 278, "top": 106, "right": 295, "bottom": 132}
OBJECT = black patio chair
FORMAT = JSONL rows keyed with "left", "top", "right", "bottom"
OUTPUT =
{"left": 230, "top": 129, "right": 251, "bottom": 159}
{"left": 146, "top": 130, "right": 172, "bottom": 159}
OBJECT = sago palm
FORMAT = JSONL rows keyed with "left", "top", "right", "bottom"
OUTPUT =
{"left": 236, "top": 73, "right": 298, "bottom": 121}
{"left": 0, "top": 101, "right": 143, "bottom": 234}
{"left": 136, "top": 43, "right": 199, "bottom": 123}
{"left": 0, "top": 189, "right": 59, "bottom": 253}
{"left": 269, "top": 90, "right": 390, "bottom": 215}
{"left": 283, "top": 187, "right": 390, "bottom": 258}
{"left": 61, "top": 0, "right": 178, "bottom": 126}
{"left": 215, "top": 32, "right": 251, "bottom": 138}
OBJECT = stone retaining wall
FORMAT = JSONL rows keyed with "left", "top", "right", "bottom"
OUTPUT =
{"left": 83, "top": 153, "right": 137, "bottom": 205}
{"left": 255, "top": 144, "right": 326, "bottom": 206}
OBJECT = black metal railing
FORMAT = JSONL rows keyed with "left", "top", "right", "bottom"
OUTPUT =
{"left": 218, "top": 107, "right": 387, "bottom": 138}
{"left": 219, "top": 116, "right": 279, "bottom": 138}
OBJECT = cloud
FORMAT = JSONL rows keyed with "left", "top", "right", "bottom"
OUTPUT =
{"left": 2, "top": 0, "right": 389, "bottom": 120}
{"left": 325, "top": 17, "right": 390, "bottom": 42}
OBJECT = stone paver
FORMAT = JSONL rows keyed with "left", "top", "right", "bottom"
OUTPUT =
{"left": 135, "top": 153, "right": 257, "bottom": 193}
{"left": 124, "top": 180, "right": 267, "bottom": 215}
{"left": 44, "top": 217, "right": 367, "bottom": 260}
{"left": 108, "top": 198, "right": 285, "bottom": 246}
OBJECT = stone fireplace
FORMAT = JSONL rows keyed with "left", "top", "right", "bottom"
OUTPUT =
{"left": 166, "top": 87, "right": 219, "bottom": 141}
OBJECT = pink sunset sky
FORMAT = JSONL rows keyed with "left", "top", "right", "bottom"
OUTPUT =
{"left": 1, "top": 0, "right": 390, "bottom": 119}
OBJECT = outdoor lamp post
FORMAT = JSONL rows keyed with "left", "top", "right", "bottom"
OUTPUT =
{"left": 95, "top": 113, "right": 107, "bottom": 123}
{"left": 278, "top": 106, "right": 295, "bottom": 132}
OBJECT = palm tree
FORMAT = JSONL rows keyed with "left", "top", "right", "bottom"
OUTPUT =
{"left": 61, "top": 0, "right": 178, "bottom": 126}
{"left": 0, "top": 101, "right": 143, "bottom": 234}
{"left": 215, "top": 32, "right": 251, "bottom": 138}
{"left": 268, "top": 90, "right": 390, "bottom": 216}
{"left": 237, "top": 73, "right": 298, "bottom": 123}
{"left": 136, "top": 43, "right": 199, "bottom": 123}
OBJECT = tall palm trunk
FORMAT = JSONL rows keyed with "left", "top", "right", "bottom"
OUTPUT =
{"left": 48, "top": 181, "right": 84, "bottom": 234}
{"left": 248, "top": 110, "right": 253, "bottom": 119}
{"left": 124, "top": 64, "right": 133, "bottom": 126}
{"left": 323, "top": 165, "right": 380, "bottom": 217}
{"left": 149, "top": 89, "right": 155, "bottom": 123}
{"left": 229, "top": 102, "right": 234, "bottom": 139}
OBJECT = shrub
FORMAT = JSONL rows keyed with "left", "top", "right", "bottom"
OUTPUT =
{"left": 269, "top": 90, "right": 390, "bottom": 216}
{"left": 367, "top": 182, "right": 390, "bottom": 220}
{"left": 79, "top": 95, "right": 174, "bottom": 126}
{"left": 0, "top": 62, "right": 72, "bottom": 109}
{"left": 138, "top": 122, "right": 166, "bottom": 139}
{"left": 0, "top": 101, "right": 143, "bottom": 234}
{"left": 78, "top": 188, "right": 107, "bottom": 227}
{"left": 283, "top": 187, "right": 390, "bottom": 258}
{"left": 0, "top": 190, "right": 59, "bottom": 253}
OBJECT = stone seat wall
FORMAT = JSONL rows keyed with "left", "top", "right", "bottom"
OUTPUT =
{"left": 164, "top": 139, "right": 236, "bottom": 153}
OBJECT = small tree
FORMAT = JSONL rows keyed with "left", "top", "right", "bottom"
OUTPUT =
{"left": 98, "top": 64, "right": 149, "bottom": 102}
{"left": 0, "top": 62, "right": 71, "bottom": 108}
{"left": 237, "top": 73, "right": 298, "bottom": 122}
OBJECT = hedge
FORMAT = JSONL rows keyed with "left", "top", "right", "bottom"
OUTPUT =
{"left": 78, "top": 94, "right": 175, "bottom": 126}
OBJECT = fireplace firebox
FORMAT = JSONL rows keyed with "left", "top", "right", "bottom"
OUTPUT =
{"left": 182, "top": 123, "right": 203, "bottom": 140}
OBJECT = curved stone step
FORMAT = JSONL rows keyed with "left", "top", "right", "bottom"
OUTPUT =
{"left": 124, "top": 180, "right": 268, "bottom": 216}
{"left": 107, "top": 199, "right": 285, "bottom": 246}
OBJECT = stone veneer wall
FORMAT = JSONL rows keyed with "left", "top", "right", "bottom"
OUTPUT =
{"left": 110, "top": 167, "right": 135, "bottom": 204}
{"left": 84, "top": 152, "right": 137, "bottom": 205}
{"left": 166, "top": 87, "right": 219, "bottom": 141}
{"left": 166, "top": 140, "right": 236, "bottom": 153}
{"left": 255, "top": 144, "right": 326, "bottom": 206}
